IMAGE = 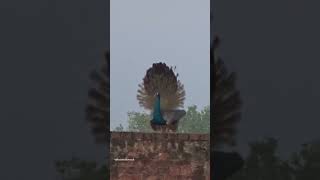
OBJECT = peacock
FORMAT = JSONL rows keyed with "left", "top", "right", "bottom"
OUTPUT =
{"left": 212, "top": 35, "right": 244, "bottom": 180}
{"left": 213, "top": 36, "right": 242, "bottom": 146}
{"left": 85, "top": 50, "right": 109, "bottom": 143}
{"left": 137, "top": 62, "right": 186, "bottom": 132}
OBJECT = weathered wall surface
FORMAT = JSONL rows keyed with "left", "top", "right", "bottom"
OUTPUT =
{"left": 110, "top": 132, "right": 210, "bottom": 180}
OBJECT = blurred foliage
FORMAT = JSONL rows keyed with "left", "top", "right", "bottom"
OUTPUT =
{"left": 113, "top": 124, "right": 124, "bottom": 132}
{"left": 55, "top": 157, "right": 107, "bottom": 180}
{"left": 177, "top": 105, "right": 210, "bottom": 133}
{"left": 126, "top": 111, "right": 153, "bottom": 132}
{"left": 228, "top": 138, "right": 320, "bottom": 180}
{"left": 114, "top": 105, "right": 210, "bottom": 134}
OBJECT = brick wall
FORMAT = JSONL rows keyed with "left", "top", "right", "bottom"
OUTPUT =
{"left": 110, "top": 132, "right": 210, "bottom": 180}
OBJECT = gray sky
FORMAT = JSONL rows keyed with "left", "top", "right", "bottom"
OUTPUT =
{"left": 214, "top": 0, "right": 320, "bottom": 158}
{"left": 110, "top": 0, "right": 210, "bottom": 129}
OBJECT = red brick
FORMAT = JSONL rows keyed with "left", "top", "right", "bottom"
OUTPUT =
{"left": 180, "top": 165, "right": 193, "bottom": 176}
{"left": 121, "top": 132, "right": 132, "bottom": 139}
{"left": 117, "top": 161, "right": 135, "bottom": 168}
{"left": 160, "top": 133, "right": 169, "bottom": 140}
{"left": 111, "top": 132, "right": 120, "bottom": 139}
{"left": 134, "top": 133, "right": 144, "bottom": 140}
{"left": 158, "top": 167, "right": 169, "bottom": 174}
{"left": 127, "top": 151, "right": 137, "bottom": 158}
{"left": 176, "top": 176, "right": 192, "bottom": 180}
{"left": 110, "top": 174, "right": 119, "bottom": 180}
{"left": 199, "top": 134, "right": 209, "bottom": 141}
{"left": 144, "top": 175, "right": 164, "bottom": 180}
{"left": 191, "top": 161, "right": 203, "bottom": 172}
{"left": 118, "top": 174, "right": 141, "bottom": 180}
{"left": 178, "top": 134, "right": 189, "bottom": 141}
{"left": 168, "top": 133, "right": 178, "bottom": 140}
{"left": 110, "top": 132, "right": 209, "bottom": 179}
{"left": 158, "top": 152, "right": 169, "bottom": 161}
{"left": 189, "top": 134, "right": 200, "bottom": 141}
{"left": 191, "top": 176, "right": 205, "bottom": 180}
{"left": 164, "top": 175, "right": 177, "bottom": 180}
{"left": 169, "top": 166, "right": 181, "bottom": 176}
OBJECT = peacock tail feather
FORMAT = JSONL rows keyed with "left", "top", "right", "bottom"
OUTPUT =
{"left": 85, "top": 50, "right": 109, "bottom": 143}
{"left": 137, "top": 62, "right": 186, "bottom": 111}
{"left": 213, "top": 36, "right": 242, "bottom": 146}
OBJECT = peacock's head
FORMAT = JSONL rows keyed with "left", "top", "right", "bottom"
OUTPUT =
{"left": 153, "top": 92, "right": 161, "bottom": 108}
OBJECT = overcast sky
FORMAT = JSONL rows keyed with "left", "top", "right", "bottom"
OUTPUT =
{"left": 110, "top": 0, "right": 210, "bottom": 129}
{"left": 214, "top": 0, "right": 320, "bottom": 158}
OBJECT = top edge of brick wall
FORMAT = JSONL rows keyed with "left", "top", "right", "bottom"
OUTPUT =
{"left": 110, "top": 132, "right": 209, "bottom": 141}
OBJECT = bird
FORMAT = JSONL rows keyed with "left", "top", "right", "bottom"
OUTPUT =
{"left": 151, "top": 92, "right": 166, "bottom": 125}
{"left": 150, "top": 92, "right": 167, "bottom": 132}
{"left": 212, "top": 36, "right": 244, "bottom": 179}
{"left": 85, "top": 50, "right": 109, "bottom": 143}
{"left": 137, "top": 62, "right": 186, "bottom": 132}
{"left": 213, "top": 36, "right": 242, "bottom": 145}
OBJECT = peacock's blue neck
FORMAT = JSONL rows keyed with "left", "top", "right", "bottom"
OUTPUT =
{"left": 152, "top": 95, "right": 165, "bottom": 124}
{"left": 153, "top": 95, "right": 161, "bottom": 116}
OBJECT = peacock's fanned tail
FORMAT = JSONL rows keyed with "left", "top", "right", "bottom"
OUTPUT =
{"left": 213, "top": 36, "right": 242, "bottom": 146}
{"left": 85, "top": 50, "right": 109, "bottom": 143}
{"left": 137, "top": 62, "right": 186, "bottom": 111}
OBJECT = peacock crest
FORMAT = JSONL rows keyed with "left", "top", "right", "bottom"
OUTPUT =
{"left": 137, "top": 62, "right": 186, "bottom": 111}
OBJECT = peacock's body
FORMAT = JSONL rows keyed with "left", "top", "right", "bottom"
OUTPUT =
{"left": 151, "top": 92, "right": 166, "bottom": 125}
{"left": 137, "top": 62, "right": 186, "bottom": 132}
